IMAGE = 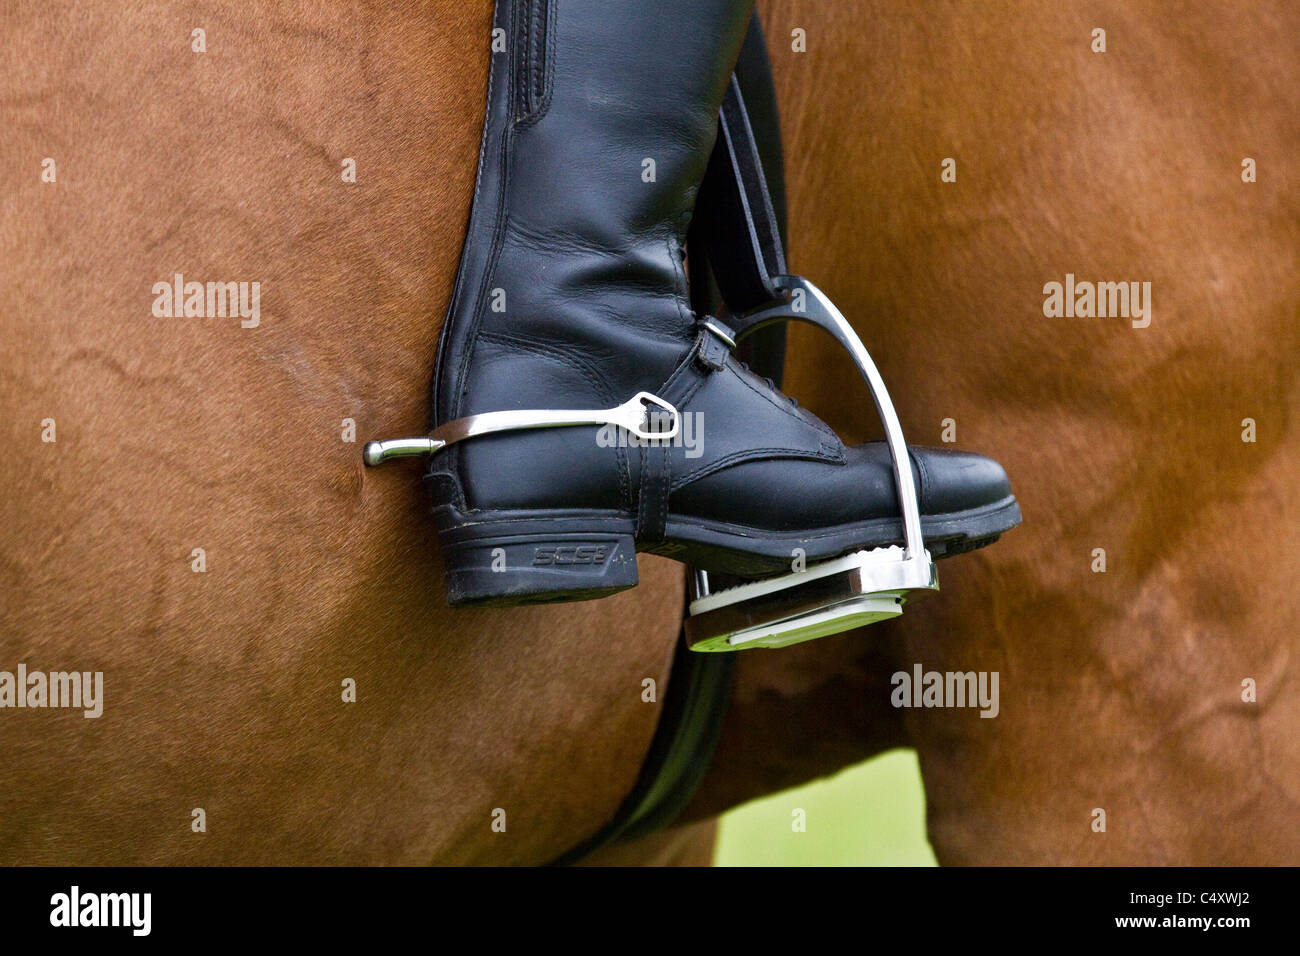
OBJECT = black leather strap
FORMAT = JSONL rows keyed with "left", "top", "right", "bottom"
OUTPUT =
{"left": 694, "top": 76, "right": 789, "bottom": 315}
{"left": 696, "top": 318, "right": 734, "bottom": 370}
{"left": 633, "top": 319, "right": 734, "bottom": 545}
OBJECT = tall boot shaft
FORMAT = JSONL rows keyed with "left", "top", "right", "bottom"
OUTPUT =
{"left": 434, "top": 0, "right": 757, "bottom": 424}
{"left": 506, "top": 0, "right": 756, "bottom": 248}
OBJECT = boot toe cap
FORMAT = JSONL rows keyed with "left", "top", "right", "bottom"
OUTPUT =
{"left": 909, "top": 446, "right": 1014, "bottom": 515}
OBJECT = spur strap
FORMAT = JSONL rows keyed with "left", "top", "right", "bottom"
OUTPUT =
{"left": 633, "top": 316, "right": 735, "bottom": 544}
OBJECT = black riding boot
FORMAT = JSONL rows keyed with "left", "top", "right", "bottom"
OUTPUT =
{"left": 417, "top": 0, "right": 1019, "bottom": 606}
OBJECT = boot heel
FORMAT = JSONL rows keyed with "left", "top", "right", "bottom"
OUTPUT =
{"left": 439, "top": 529, "right": 639, "bottom": 607}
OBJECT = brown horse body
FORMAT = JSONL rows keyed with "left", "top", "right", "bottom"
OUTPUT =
{"left": 2, "top": 0, "right": 1296, "bottom": 864}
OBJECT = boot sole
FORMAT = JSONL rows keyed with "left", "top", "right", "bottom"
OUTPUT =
{"left": 434, "top": 496, "right": 1021, "bottom": 607}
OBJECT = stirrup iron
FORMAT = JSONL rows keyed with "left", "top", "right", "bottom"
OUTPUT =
{"left": 684, "top": 275, "right": 939, "bottom": 652}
